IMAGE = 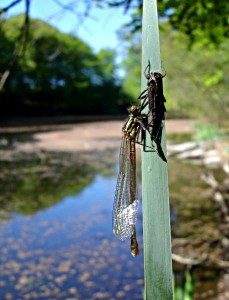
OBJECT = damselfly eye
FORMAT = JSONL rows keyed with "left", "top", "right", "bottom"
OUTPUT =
{"left": 128, "top": 105, "right": 139, "bottom": 115}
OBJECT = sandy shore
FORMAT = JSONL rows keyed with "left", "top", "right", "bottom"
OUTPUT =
{"left": 1, "top": 119, "right": 194, "bottom": 153}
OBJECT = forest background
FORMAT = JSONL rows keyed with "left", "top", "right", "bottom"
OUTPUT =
{"left": 0, "top": 0, "right": 228, "bottom": 126}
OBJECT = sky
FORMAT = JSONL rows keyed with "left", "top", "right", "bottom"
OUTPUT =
{"left": 1, "top": 0, "right": 132, "bottom": 53}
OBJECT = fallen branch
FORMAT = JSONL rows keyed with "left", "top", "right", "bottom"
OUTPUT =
{"left": 172, "top": 253, "right": 201, "bottom": 266}
{"left": 172, "top": 253, "right": 229, "bottom": 269}
{"left": 201, "top": 172, "right": 229, "bottom": 220}
{"left": 213, "top": 191, "right": 229, "bottom": 217}
{"left": 201, "top": 172, "right": 218, "bottom": 189}
{"left": 215, "top": 259, "right": 229, "bottom": 268}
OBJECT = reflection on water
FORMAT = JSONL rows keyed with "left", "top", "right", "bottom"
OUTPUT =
{"left": 0, "top": 175, "right": 144, "bottom": 300}
{"left": 0, "top": 130, "right": 228, "bottom": 299}
{"left": 0, "top": 149, "right": 108, "bottom": 215}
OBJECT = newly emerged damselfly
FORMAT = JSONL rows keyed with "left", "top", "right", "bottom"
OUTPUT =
{"left": 113, "top": 105, "right": 147, "bottom": 256}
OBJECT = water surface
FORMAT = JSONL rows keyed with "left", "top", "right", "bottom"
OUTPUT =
{"left": 0, "top": 129, "right": 227, "bottom": 299}
{"left": 0, "top": 174, "right": 144, "bottom": 300}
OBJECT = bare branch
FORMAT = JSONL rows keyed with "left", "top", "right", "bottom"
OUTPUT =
{"left": 0, "top": 69, "right": 10, "bottom": 90}
{"left": 201, "top": 172, "right": 229, "bottom": 220}
{"left": 0, "top": 0, "right": 30, "bottom": 89}
{"left": 0, "top": 0, "right": 23, "bottom": 14}
{"left": 172, "top": 253, "right": 229, "bottom": 269}
{"left": 50, "top": 0, "right": 97, "bottom": 35}
{"left": 52, "top": 0, "right": 80, "bottom": 16}
{"left": 216, "top": 260, "right": 229, "bottom": 268}
{"left": 21, "top": 0, "right": 30, "bottom": 53}
{"left": 172, "top": 253, "right": 201, "bottom": 266}
{"left": 213, "top": 191, "right": 229, "bottom": 218}
{"left": 201, "top": 172, "right": 218, "bottom": 189}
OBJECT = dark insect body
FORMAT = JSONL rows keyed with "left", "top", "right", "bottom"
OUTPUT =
{"left": 139, "top": 62, "right": 166, "bottom": 144}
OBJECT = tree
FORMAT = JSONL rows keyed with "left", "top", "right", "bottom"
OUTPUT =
{"left": 105, "top": 0, "right": 229, "bottom": 44}
{"left": 120, "top": 22, "right": 229, "bottom": 125}
{"left": 1, "top": 0, "right": 228, "bottom": 44}
{"left": 0, "top": 15, "right": 127, "bottom": 116}
{"left": 1, "top": 0, "right": 228, "bottom": 90}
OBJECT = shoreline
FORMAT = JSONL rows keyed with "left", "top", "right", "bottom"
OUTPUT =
{"left": 0, "top": 119, "right": 194, "bottom": 153}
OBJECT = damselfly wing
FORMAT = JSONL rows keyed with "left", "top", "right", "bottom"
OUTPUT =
{"left": 113, "top": 105, "right": 144, "bottom": 256}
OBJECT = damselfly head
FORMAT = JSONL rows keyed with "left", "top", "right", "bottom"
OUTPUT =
{"left": 127, "top": 105, "right": 139, "bottom": 116}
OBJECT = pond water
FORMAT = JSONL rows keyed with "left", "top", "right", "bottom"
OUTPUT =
{"left": 0, "top": 173, "right": 144, "bottom": 300}
{"left": 0, "top": 130, "right": 227, "bottom": 299}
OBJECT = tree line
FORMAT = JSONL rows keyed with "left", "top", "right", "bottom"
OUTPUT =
{"left": 0, "top": 15, "right": 130, "bottom": 116}
{"left": 121, "top": 22, "right": 229, "bottom": 125}
{"left": 1, "top": 0, "right": 228, "bottom": 44}
{"left": 0, "top": 11, "right": 228, "bottom": 125}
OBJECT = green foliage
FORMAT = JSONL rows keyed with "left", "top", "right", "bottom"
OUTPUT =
{"left": 107, "top": 0, "right": 229, "bottom": 45}
{"left": 2, "top": 1, "right": 228, "bottom": 44}
{"left": 161, "top": 24, "right": 229, "bottom": 125}
{"left": 167, "top": 133, "right": 193, "bottom": 144}
{"left": 120, "top": 22, "right": 229, "bottom": 126}
{"left": 0, "top": 25, "right": 14, "bottom": 69}
{"left": 193, "top": 122, "right": 227, "bottom": 141}
{"left": 0, "top": 15, "right": 130, "bottom": 116}
{"left": 173, "top": 271, "right": 195, "bottom": 300}
{"left": 121, "top": 32, "right": 142, "bottom": 101}
{"left": 159, "top": 0, "right": 229, "bottom": 45}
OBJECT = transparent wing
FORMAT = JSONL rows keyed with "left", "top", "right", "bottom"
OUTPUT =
{"left": 113, "top": 137, "right": 138, "bottom": 241}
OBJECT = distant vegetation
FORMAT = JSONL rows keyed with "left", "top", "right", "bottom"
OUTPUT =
{"left": 121, "top": 23, "right": 229, "bottom": 126}
{"left": 0, "top": 15, "right": 130, "bottom": 116}
{"left": 0, "top": 14, "right": 228, "bottom": 126}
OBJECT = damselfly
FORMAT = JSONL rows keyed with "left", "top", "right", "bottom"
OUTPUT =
{"left": 113, "top": 105, "right": 146, "bottom": 256}
{"left": 113, "top": 62, "right": 167, "bottom": 256}
{"left": 139, "top": 62, "right": 166, "bottom": 144}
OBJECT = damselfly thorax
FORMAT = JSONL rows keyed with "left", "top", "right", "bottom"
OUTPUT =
{"left": 122, "top": 105, "right": 147, "bottom": 143}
